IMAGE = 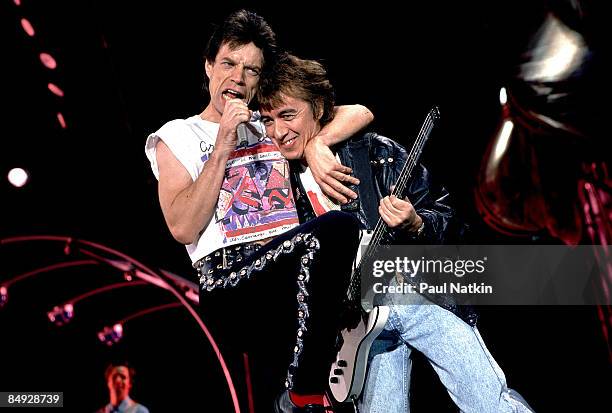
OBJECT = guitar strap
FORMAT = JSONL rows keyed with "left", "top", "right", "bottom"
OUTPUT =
{"left": 289, "top": 163, "right": 317, "bottom": 224}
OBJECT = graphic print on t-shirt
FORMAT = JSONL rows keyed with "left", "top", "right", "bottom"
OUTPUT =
{"left": 215, "top": 136, "right": 299, "bottom": 243}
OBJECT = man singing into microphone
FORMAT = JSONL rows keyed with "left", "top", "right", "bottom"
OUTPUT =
{"left": 145, "top": 9, "right": 373, "bottom": 412}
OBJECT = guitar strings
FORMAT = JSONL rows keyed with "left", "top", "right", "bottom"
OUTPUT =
{"left": 368, "top": 113, "right": 435, "bottom": 248}
{"left": 346, "top": 107, "right": 438, "bottom": 301}
{"left": 347, "top": 111, "right": 435, "bottom": 299}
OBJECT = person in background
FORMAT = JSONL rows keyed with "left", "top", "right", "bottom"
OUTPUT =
{"left": 97, "top": 363, "right": 149, "bottom": 413}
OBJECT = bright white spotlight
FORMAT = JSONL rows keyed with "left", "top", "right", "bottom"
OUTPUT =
{"left": 8, "top": 168, "right": 29, "bottom": 188}
{"left": 485, "top": 120, "right": 515, "bottom": 183}
{"left": 499, "top": 87, "right": 507, "bottom": 105}
{"left": 521, "top": 16, "right": 586, "bottom": 83}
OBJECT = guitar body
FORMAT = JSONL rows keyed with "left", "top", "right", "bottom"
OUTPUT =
{"left": 328, "top": 305, "right": 390, "bottom": 403}
{"left": 355, "top": 230, "right": 373, "bottom": 268}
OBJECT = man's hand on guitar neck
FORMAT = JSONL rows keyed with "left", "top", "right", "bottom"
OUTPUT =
{"left": 378, "top": 195, "right": 424, "bottom": 234}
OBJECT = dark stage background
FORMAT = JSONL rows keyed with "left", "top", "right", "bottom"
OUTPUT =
{"left": 2, "top": 1, "right": 610, "bottom": 412}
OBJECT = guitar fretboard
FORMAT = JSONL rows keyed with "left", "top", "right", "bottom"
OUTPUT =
{"left": 347, "top": 106, "right": 440, "bottom": 303}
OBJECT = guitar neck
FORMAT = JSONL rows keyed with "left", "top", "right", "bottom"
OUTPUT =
{"left": 366, "top": 106, "right": 440, "bottom": 253}
{"left": 347, "top": 106, "right": 440, "bottom": 302}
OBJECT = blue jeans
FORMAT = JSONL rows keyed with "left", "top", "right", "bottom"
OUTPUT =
{"left": 360, "top": 289, "right": 522, "bottom": 413}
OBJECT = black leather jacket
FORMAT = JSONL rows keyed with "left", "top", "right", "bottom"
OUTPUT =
{"left": 290, "top": 132, "right": 477, "bottom": 326}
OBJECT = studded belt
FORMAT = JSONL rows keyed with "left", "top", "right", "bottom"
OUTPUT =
{"left": 196, "top": 243, "right": 262, "bottom": 287}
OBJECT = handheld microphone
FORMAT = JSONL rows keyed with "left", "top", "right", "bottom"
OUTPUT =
{"left": 237, "top": 123, "right": 249, "bottom": 148}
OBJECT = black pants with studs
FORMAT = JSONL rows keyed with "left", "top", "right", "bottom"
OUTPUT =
{"left": 199, "top": 211, "right": 360, "bottom": 405}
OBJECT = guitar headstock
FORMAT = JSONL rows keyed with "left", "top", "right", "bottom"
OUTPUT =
{"left": 430, "top": 105, "right": 441, "bottom": 121}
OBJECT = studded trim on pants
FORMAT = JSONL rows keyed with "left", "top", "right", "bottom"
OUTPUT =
{"left": 197, "top": 232, "right": 321, "bottom": 390}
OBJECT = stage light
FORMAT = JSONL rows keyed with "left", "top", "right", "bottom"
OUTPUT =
{"left": 39, "top": 53, "right": 57, "bottom": 70}
{"left": 8, "top": 168, "right": 29, "bottom": 188}
{"left": 47, "top": 303, "right": 74, "bottom": 326}
{"left": 0, "top": 286, "right": 8, "bottom": 308}
{"left": 485, "top": 120, "right": 515, "bottom": 182}
{"left": 56, "top": 112, "right": 66, "bottom": 129}
{"left": 47, "top": 83, "right": 64, "bottom": 97}
{"left": 0, "top": 236, "right": 240, "bottom": 412}
{"left": 20, "top": 18, "right": 35, "bottom": 37}
{"left": 62, "top": 238, "right": 73, "bottom": 255}
{"left": 499, "top": 87, "right": 507, "bottom": 105}
{"left": 520, "top": 15, "right": 585, "bottom": 83}
{"left": 123, "top": 270, "right": 135, "bottom": 282}
{"left": 98, "top": 323, "right": 123, "bottom": 346}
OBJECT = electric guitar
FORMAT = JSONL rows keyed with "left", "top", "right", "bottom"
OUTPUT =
{"left": 328, "top": 106, "right": 440, "bottom": 404}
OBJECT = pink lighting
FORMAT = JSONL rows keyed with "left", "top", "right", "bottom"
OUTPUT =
{"left": 98, "top": 323, "right": 124, "bottom": 346}
{"left": 0, "top": 285, "right": 8, "bottom": 307}
{"left": 56, "top": 112, "right": 66, "bottom": 129}
{"left": 47, "top": 303, "right": 74, "bottom": 326}
{"left": 39, "top": 53, "right": 57, "bottom": 69}
{"left": 48, "top": 83, "right": 64, "bottom": 97}
{"left": 20, "top": 18, "right": 35, "bottom": 37}
{"left": 1, "top": 235, "right": 241, "bottom": 413}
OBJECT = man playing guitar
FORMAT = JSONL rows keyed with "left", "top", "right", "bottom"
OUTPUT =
{"left": 258, "top": 53, "right": 536, "bottom": 413}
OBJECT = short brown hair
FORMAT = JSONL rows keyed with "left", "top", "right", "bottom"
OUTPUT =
{"left": 257, "top": 54, "right": 335, "bottom": 126}
{"left": 203, "top": 10, "right": 277, "bottom": 92}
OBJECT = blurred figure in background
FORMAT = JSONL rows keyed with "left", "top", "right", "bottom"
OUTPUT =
{"left": 96, "top": 363, "right": 149, "bottom": 413}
